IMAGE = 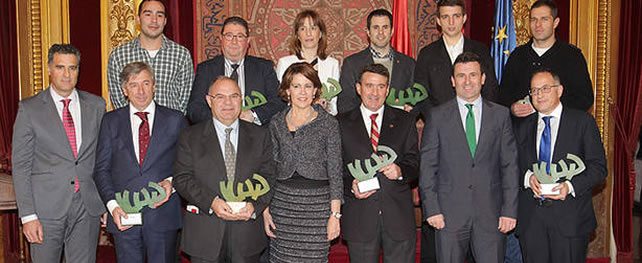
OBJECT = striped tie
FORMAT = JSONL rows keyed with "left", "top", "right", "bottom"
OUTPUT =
{"left": 224, "top": 127, "right": 236, "bottom": 180}
{"left": 61, "top": 99, "right": 79, "bottom": 192}
{"left": 370, "top": 113, "right": 379, "bottom": 152}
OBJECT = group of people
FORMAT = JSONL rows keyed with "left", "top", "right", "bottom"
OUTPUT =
{"left": 11, "top": 0, "right": 607, "bottom": 263}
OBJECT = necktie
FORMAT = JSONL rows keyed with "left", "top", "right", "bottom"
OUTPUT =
{"left": 539, "top": 116, "right": 552, "bottom": 174}
{"left": 135, "top": 112, "right": 150, "bottom": 166}
{"left": 230, "top": 64, "right": 239, "bottom": 82}
{"left": 61, "top": 99, "right": 79, "bottom": 192}
{"left": 465, "top": 104, "right": 477, "bottom": 157}
{"left": 224, "top": 127, "right": 236, "bottom": 180}
{"left": 370, "top": 113, "right": 379, "bottom": 152}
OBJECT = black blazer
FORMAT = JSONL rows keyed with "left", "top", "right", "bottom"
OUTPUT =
{"left": 338, "top": 48, "right": 416, "bottom": 114}
{"left": 94, "top": 104, "right": 187, "bottom": 233}
{"left": 337, "top": 106, "right": 419, "bottom": 242}
{"left": 173, "top": 120, "right": 275, "bottom": 260}
{"left": 414, "top": 37, "right": 498, "bottom": 116}
{"left": 514, "top": 107, "right": 606, "bottom": 237}
{"left": 186, "top": 55, "right": 286, "bottom": 125}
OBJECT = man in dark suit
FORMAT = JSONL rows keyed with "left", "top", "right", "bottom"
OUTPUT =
{"left": 514, "top": 69, "right": 606, "bottom": 263}
{"left": 94, "top": 62, "right": 186, "bottom": 262}
{"left": 174, "top": 76, "right": 275, "bottom": 263}
{"left": 338, "top": 64, "right": 419, "bottom": 263}
{"left": 338, "top": 9, "right": 415, "bottom": 115}
{"left": 414, "top": 0, "right": 498, "bottom": 114}
{"left": 12, "top": 44, "right": 106, "bottom": 262}
{"left": 187, "top": 16, "right": 285, "bottom": 125}
{"left": 419, "top": 52, "right": 519, "bottom": 262}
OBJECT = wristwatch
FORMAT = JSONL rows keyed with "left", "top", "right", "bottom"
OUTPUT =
{"left": 331, "top": 211, "right": 342, "bottom": 219}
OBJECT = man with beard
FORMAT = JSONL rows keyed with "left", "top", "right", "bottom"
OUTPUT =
{"left": 108, "top": 0, "right": 194, "bottom": 114}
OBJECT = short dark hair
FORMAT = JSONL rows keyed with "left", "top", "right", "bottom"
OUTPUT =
{"left": 531, "top": 68, "right": 561, "bottom": 84}
{"left": 452, "top": 52, "right": 485, "bottom": 76}
{"left": 47, "top": 44, "right": 81, "bottom": 64}
{"left": 221, "top": 16, "right": 250, "bottom": 36}
{"left": 366, "top": 9, "right": 393, "bottom": 29}
{"left": 290, "top": 10, "right": 328, "bottom": 60}
{"left": 120, "top": 62, "right": 155, "bottom": 88}
{"left": 531, "top": 0, "right": 558, "bottom": 18}
{"left": 437, "top": 0, "right": 467, "bottom": 15}
{"left": 278, "top": 62, "right": 322, "bottom": 103}
{"left": 137, "top": 0, "right": 166, "bottom": 16}
{"left": 358, "top": 63, "right": 390, "bottom": 84}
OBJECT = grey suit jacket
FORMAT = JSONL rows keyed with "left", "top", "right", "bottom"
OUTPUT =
{"left": 12, "top": 88, "right": 107, "bottom": 219}
{"left": 419, "top": 98, "right": 518, "bottom": 233}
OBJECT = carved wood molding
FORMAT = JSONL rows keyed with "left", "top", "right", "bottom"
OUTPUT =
{"left": 16, "top": 0, "right": 70, "bottom": 100}
{"left": 101, "top": 0, "right": 141, "bottom": 108}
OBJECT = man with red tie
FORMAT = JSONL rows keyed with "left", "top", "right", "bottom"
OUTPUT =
{"left": 12, "top": 44, "right": 107, "bottom": 262}
{"left": 94, "top": 62, "right": 187, "bottom": 262}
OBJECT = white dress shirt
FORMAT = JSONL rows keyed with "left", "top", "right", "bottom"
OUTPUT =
{"left": 445, "top": 35, "right": 465, "bottom": 64}
{"left": 456, "top": 96, "right": 482, "bottom": 143}
{"left": 360, "top": 104, "right": 384, "bottom": 136}
{"left": 225, "top": 57, "right": 261, "bottom": 125}
{"left": 212, "top": 118, "right": 239, "bottom": 157}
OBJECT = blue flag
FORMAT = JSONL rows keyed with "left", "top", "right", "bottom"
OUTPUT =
{"left": 491, "top": 0, "right": 517, "bottom": 84}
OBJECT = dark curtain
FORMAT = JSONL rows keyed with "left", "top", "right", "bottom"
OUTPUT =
{"left": 165, "top": 0, "right": 195, "bottom": 63}
{"left": 612, "top": 1, "right": 642, "bottom": 262}
{"left": 0, "top": 0, "right": 22, "bottom": 261}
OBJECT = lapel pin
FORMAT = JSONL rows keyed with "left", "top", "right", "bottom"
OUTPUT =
{"left": 389, "top": 124, "right": 394, "bottom": 128}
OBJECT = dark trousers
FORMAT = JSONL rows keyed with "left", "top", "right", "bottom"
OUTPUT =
{"left": 420, "top": 223, "right": 438, "bottom": 263}
{"left": 190, "top": 224, "right": 261, "bottom": 263}
{"left": 31, "top": 192, "right": 100, "bottom": 263}
{"left": 347, "top": 216, "right": 416, "bottom": 263}
{"left": 112, "top": 225, "right": 178, "bottom": 263}
{"left": 436, "top": 218, "right": 505, "bottom": 263}
{"left": 520, "top": 206, "right": 589, "bottom": 263}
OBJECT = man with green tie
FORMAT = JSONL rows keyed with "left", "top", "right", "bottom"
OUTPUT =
{"left": 419, "top": 52, "right": 519, "bottom": 262}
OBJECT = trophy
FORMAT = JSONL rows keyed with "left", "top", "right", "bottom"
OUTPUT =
{"left": 347, "top": 145, "right": 398, "bottom": 193}
{"left": 219, "top": 174, "right": 270, "bottom": 213}
{"left": 320, "top": 78, "right": 342, "bottom": 101}
{"left": 532, "top": 153, "right": 586, "bottom": 195}
{"left": 114, "top": 182, "right": 167, "bottom": 225}
{"left": 386, "top": 83, "right": 428, "bottom": 107}
{"left": 241, "top": 90, "right": 268, "bottom": 111}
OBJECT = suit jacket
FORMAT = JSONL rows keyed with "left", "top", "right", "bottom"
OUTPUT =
{"left": 93, "top": 104, "right": 187, "bottom": 233}
{"left": 414, "top": 37, "right": 499, "bottom": 117}
{"left": 338, "top": 106, "right": 419, "bottom": 242}
{"left": 514, "top": 107, "right": 606, "bottom": 237}
{"left": 12, "top": 88, "right": 106, "bottom": 219}
{"left": 338, "top": 48, "right": 416, "bottom": 114}
{"left": 186, "top": 55, "right": 285, "bottom": 125}
{"left": 419, "top": 99, "right": 518, "bottom": 233}
{"left": 173, "top": 120, "right": 275, "bottom": 260}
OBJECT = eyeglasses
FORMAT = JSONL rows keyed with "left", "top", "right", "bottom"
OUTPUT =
{"left": 207, "top": 93, "right": 241, "bottom": 101}
{"left": 529, "top": 84, "right": 560, "bottom": 96}
{"left": 222, "top": 33, "right": 248, "bottom": 41}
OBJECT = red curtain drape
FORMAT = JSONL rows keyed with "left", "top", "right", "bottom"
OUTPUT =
{"left": 0, "top": 0, "right": 23, "bottom": 261}
{"left": 612, "top": 1, "right": 642, "bottom": 262}
{"left": 391, "top": 0, "right": 412, "bottom": 57}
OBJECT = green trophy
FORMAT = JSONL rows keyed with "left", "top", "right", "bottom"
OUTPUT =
{"left": 386, "top": 83, "right": 428, "bottom": 107}
{"left": 241, "top": 90, "right": 268, "bottom": 111}
{"left": 532, "top": 153, "right": 586, "bottom": 195}
{"left": 320, "top": 78, "right": 342, "bottom": 101}
{"left": 347, "top": 145, "right": 398, "bottom": 193}
{"left": 114, "top": 182, "right": 167, "bottom": 225}
{"left": 219, "top": 174, "right": 270, "bottom": 213}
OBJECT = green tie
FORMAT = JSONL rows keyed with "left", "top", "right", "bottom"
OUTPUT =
{"left": 465, "top": 104, "right": 477, "bottom": 157}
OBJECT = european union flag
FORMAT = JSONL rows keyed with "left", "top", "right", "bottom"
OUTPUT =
{"left": 491, "top": 0, "right": 517, "bottom": 84}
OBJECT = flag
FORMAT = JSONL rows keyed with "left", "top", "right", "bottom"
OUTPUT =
{"left": 391, "top": 0, "right": 412, "bottom": 57}
{"left": 491, "top": 0, "right": 517, "bottom": 84}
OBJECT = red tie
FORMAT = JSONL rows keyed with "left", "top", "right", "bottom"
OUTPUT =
{"left": 61, "top": 99, "right": 79, "bottom": 192}
{"left": 135, "top": 112, "right": 150, "bottom": 166}
{"left": 370, "top": 113, "right": 379, "bottom": 152}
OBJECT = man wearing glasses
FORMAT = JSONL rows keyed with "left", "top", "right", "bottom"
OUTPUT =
{"left": 187, "top": 16, "right": 285, "bottom": 125}
{"left": 498, "top": 0, "right": 594, "bottom": 117}
{"left": 108, "top": 0, "right": 194, "bottom": 114}
{"left": 513, "top": 69, "right": 606, "bottom": 263}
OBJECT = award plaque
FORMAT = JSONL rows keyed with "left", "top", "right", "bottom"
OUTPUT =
{"left": 115, "top": 182, "right": 167, "bottom": 225}
{"left": 347, "top": 145, "right": 398, "bottom": 193}
{"left": 532, "top": 153, "right": 586, "bottom": 195}
{"left": 386, "top": 83, "right": 428, "bottom": 107}
{"left": 219, "top": 174, "right": 270, "bottom": 214}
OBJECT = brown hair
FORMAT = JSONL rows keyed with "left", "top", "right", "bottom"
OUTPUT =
{"left": 278, "top": 62, "right": 322, "bottom": 103}
{"left": 120, "top": 61, "right": 155, "bottom": 87}
{"left": 289, "top": 10, "right": 328, "bottom": 60}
